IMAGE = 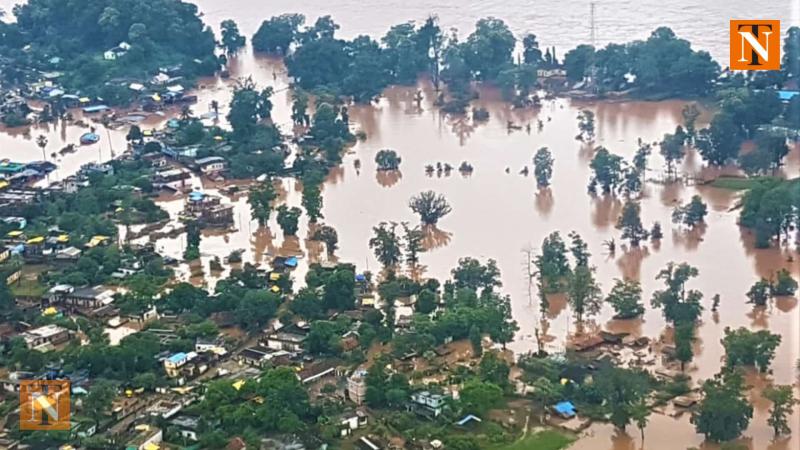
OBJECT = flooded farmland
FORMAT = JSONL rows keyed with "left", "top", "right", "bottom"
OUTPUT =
{"left": 1, "top": 1, "right": 799, "bottom": 449}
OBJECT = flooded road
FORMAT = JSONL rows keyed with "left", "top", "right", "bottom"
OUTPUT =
{"left": 1, "top": 1, "right": 800, "bottom": 449}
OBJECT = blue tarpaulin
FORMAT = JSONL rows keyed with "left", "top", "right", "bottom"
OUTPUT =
{"left": 554, "top": 401, "right": 576, "bottom": 418}
{"left": 778, "top": 90, "right": 799, "bottom": 102}
{"left": 285, "top": 256, "right": 298, "bottom": 267}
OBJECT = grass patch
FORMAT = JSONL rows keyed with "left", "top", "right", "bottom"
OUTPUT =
{"left": 492, "top": 430, "right": 574, "bottom": 450}
{"left": 710, "top": 176, "right": 778, "bottom": 190}
{"left": 11, "top": 276, "right": 47, "bottom": 297}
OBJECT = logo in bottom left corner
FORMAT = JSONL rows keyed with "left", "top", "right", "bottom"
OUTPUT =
{"left": 19, "top": 379, "right": 71, "bottom": 431}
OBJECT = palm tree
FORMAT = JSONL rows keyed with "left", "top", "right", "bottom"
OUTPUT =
{"left": 36, "top": 135, "right": 48, "bottom": 160}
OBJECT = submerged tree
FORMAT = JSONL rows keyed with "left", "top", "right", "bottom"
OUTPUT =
{"left": 721, "top": 327, "right": 781, "bottom": 372}
{"left": 693, "top": 370, "right": 753, "bottom": 442}
{"left": 276, "top": 205, "right": 302, "bottom": 235}
{"left": 220, "top": 19, "right": 246, "bottom": 54}
{"left": 772, "top": 269, "right": 798, "bottom": 296}
{"left": 534, "top": 232, "right": 572, "bottom": 293}
{"left": 672, "top": 195, "right": 707, "bottom": 228}
{"left": 674, "top": 322, "right": 695, "bottom": 371}
{"left": 651, "top": 262, "right": 703, "bottom": 325}
{"left": 588, "top": 147, "right": 624, "bottom": 194}
{"left": 375, "top": 149, "right": 402, "bottom": 171}
{"left": 617, "top": 201, "right": 649, "bottom": 246}
{"left": 659, "top": 129, "right": 686, "bottom": 178}
{"left": 605, "top": 278, "right": 644, "bottom": 319}
{"left": 409, "top": 191, "right": 452, "bottom": 226}
{"left": 681, "top": 103, "right": 701, "bottom": 142}
{"left": 764, "top": 385, "right": 798, "bottom": 436}
{"left": 533, "top": 147, "right": 554, "bottom": 188}
{"left": 745, "top": 278, "right": 771, "bottom": 307}
{"left": 248, "top": 180, "right": 276, "bottom": 226}
{"left": 312, "top": 224, "right": 339, "bottom": 256}
{"left": 567, "top": 264, "right": 602, "bottom": 322}
{"left": 576, "top": 110, "right": 595, "bottom": 141}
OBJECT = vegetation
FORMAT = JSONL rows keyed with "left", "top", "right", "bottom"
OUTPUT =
{"left": 533, "top": 147, "right": 554, "bottom": 188}
{"left": 693, "top": 370, "right": 753, "bottom": 442}
{"left": 605, "top": 279, "right": 644, "bottom": 319}
{"left": 672, "top": 195, "right": 708, "bottom": 228}
{"left": 409, "top": 191, "right": 452, "bottom": 226}
{"left": 721, "top": 327, "right": 781, "bottom": 372}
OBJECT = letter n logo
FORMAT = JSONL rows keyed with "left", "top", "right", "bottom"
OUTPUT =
{"left": 730, "top": 20, "right": 780, "bottom": 70}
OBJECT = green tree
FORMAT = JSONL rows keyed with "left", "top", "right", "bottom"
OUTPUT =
{"left": 764, "top": 385, "right": 798, "bottom": 436}
{"left": 276, "top": 205, "right": 302, "bottom": 235}
{"left": 674, "top": 322, "right": 695, "bottom": 371}
{"left": 459, "top": 379, "right": 504, "bottom": 414}
{"left": 84, "top": 380, "right": 117, "bottom": 423}
{"left": 772, "top": 269, "right": 798, "bottom": 296}
{"left": 369, "top": 222, "right": 403, "bottom": 269}
{"left": 311, "top": 224, "right": 338, "bottom": 256}
{"left": 463, "top": 17, "right": 516, "bottom": 81}
{"left": 650, "top": 262, "right": 704, "bottom": 325}
{"left": 659, "top": 129, "right": 686, "bottom": 177}
{"left": 220, "top": 19, "right": 246, "bottom": 54}
{"left": 671, "top": 195, "right": 708, "bottom": 228}
{"left": 451, "top": 257, "right": 502, "bottom": 293}
{"left": 469, "top": 324, "right": 483, "bottom": 357}
{"left": 533, "top": 147, "right": 554, "bottom": 188}
{"left": 588, "top": 147, "right": 623, "bottom": 194}
{"left": 564, "top": 44, "right": 595, "bottom": 83}
{"left": 693, "top": 370, "right": 753, "bottom": 442}
{"left": 248, "top": 181, "right": 276, "bottom": 226}
{"left": 534, "top": 232, "right": 571, "bottom": 293}
{"left": 567, "top": 264, "right": 601, "bottom": 322}
{"left": 305, "top": 320, "right": 342, "bottom": 355}
{"left": 617, "top": 201, "right": 649, "bottom": 246}
{"left": 402, "top": 222, "right": 424, "bottom": 266}
{"left": 568, "top": 231, "right": 591, "bottom": 268}
{"left": 595, "top": 367, "right": 652, "bottom": 430}
{"left": 375, "top": 149, "right": 402, "bottom": 171}
{"left": 253, "top": 14, "right": 305, "bottom": 54}
{"left": 721, "top": 327, "right": 781, "bottom": 372}
{"left": 605, "top": 278, "right": 644, "bottom": 319}
{"left": 227, "top": 77, "right": 273, "bottom": 138}
{"left": 576, "top": 110, "right": 595, "bottom": 141}
{"left": 745, "top": 278, "right": 771, "bottom": 307}
{"left": 409, "top": 191, "right": 452, "bottom": 226}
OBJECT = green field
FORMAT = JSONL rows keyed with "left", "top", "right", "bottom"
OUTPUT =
{"left": 492, "top": 430, "right": 575, "bottom": 450}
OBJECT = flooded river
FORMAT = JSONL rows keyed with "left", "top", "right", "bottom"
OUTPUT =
{"left": 2, "top": 1, "right": 800, "bottom": 449}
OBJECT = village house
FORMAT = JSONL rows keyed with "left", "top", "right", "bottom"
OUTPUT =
{"left": 408, "top": 391, "right": 448, "bottom": 419}
{"left": 193, "top": 156, "right": 226, "bottom": 175}
{"left": 184, "top": 191, "right": 234, "bottom": 227}
{"left": 237, "top": 345, "right": 290, "bottom": 368}
{"left": 163, "top": 351, "right": 198, "bottom": 378}
{"left": 265, "top": 322, "right": 310, "bottom": 353}
{"left": 124, "top": 425, "right": 162, "bottom": 450}
{"left": 169, "top": 415, "right": 200, "bottom": 442}
{"left": 347, "top": 369, "right": 368, "bottom": 405}
{"left": 298, "top": 361, "right": 337, "bottom": 384}
{"left": 22, "top": 324, "right": 70, "bottom": 349}
{"left": 337, "top": 410, "right": 368, "bottom": 437}
{"left": 103, "top": 42, "right": 131, "bottom": 61}
{"left": 152, "top": 167, "right": 191, "bottom": 191}
{"left": 46, "top": 284, "right": 114, "bottom": 310}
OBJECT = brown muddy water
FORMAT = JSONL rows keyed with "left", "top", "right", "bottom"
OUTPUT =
{"left": 2, "top": 2, "right": 800, "bottom": 449}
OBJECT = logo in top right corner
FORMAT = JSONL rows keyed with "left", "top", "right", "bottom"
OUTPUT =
{"left": 730, "top": 20, "right": 781, "bottom": 70}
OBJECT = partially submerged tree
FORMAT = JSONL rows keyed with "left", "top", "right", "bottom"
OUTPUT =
{"left": 276, "top": 205, "right": 302, "bottom": 235}
{"left": 576, "top": 110, "right": 595, "bottom": 141}
{"left": 764, "top": 384, "right": 798, "bottom": 436}
{"left": 672, "top": 195, "right": 708, "bottom": 228}
{"left": 567, "top": 264, "right": 602, "bottom": 322}
{"left": 745, "top": 278, "right": 771, "bottom": 307}
{"left": 409, "top": 191, "right": 452, "bottom": 226}
{"left": 605, "top": 278, "right": 644, "bottom": 319}
{"left": 375, "top": 149, "right": 402, "bottom": 171}
{"left": 651, "top": 262, "right": 703, "bottom": 325}
{"left": 533, "top": 147, "right": 554, "bottom": 188}
{"left": 617, "top": 201, "right": 649, "bottom": 246}
{"left": 693, "top": 370, "right": 753, "bottom": 442}
{"left": 312, "top": 224, "right": 338, "bottom": 256}
{"left": 721, "top": 327, "right": 781, "bottom": 372}
{"left": 588, "top": 147, "right": 624, "bottom": 194}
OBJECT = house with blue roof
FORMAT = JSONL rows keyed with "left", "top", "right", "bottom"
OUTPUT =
{"left": 163, "top": 351, "right": 197, "bottom": 378}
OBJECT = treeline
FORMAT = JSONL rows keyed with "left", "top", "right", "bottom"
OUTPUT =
{"left": 0, "top": 0, "right": 219, "bottom": 95}
{"left": 250, "top": 15, "right": 723, "bottom": 109}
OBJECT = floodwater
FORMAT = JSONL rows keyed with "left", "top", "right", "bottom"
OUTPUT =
{"left": 2, "top": 1, "right": 800, "bottom": 449}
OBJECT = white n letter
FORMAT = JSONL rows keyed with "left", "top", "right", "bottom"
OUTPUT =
{"left": 738, "top": 31, "right": 772, "bottom": 63}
